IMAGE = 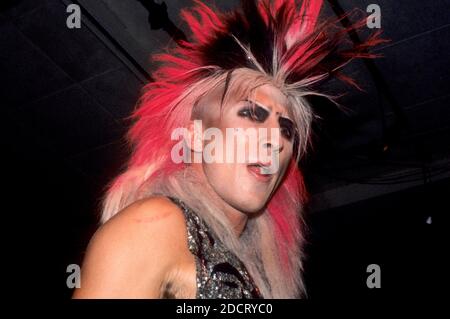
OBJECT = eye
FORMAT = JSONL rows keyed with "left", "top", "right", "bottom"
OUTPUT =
{"left": 280, "top": 127, "right": 293, "bottom": 140}
{"left": 237, "top": 103, "right": 269, "bottom": 123}
{"left": 279, "top": 117, "right": 295, "bottom": 141}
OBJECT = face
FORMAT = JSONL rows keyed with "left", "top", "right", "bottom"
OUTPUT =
{"left": 194, "top": 83, "right": 295, "bottom": 214}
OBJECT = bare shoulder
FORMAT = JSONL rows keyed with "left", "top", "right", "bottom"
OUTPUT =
{"left": 72, "top": 195, "right": 189, "bottom": 298}
{"left": 101, "top": 195, "right": 187, "bottom": 237}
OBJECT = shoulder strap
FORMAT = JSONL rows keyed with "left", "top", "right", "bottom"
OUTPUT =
{"left": 166, "top": 196, "right": 216, "bottom": 256}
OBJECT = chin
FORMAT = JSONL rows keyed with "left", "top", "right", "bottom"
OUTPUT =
{"left": 231, "top": 195, "right": 269, "bottom": 214}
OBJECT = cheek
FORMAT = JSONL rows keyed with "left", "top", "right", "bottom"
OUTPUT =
{"left": 282, "top": 145, "right": 294, "bottom": 164}
{"left": 201, "top": 162, "right": 244, "bottom": 201}
{"left": 276, "top": 146, "right": 294, "bottom": 177}
{"left": 202, "top": 162, "right": 240, "bottom": 183}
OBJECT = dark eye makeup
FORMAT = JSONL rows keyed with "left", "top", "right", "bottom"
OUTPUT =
{"left": 278, "top": 117, "right": 295, "bottom": 141}
{"left": 237, "top": 101, "right": 296, "bottom": 141}
{"left": 237, "top": 102, "right": 269, "bottom": 123}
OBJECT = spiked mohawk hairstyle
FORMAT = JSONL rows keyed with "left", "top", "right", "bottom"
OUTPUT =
{"left": 179, "top": 0, "right": 377, "bottom": 83}
{"left": 101, "top": 0, "right": 385, "bottom": 298}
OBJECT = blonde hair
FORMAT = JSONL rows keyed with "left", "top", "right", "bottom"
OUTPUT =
{"left": 100, "top": 0, "right": 385, "bottom": 298}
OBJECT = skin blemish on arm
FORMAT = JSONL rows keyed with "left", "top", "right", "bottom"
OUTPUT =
{"left": 132, "top": 209, "right": 174, "bottom": 224}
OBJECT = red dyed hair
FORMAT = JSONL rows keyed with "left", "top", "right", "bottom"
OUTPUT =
{"left": 102, "top": 0, "right": 386, "bottom": 297}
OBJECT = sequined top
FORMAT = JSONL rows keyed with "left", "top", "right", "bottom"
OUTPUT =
{"left": 167, "top": 196, "right": 263, "bottom": 299}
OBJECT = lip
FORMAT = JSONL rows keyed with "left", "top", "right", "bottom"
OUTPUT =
{"left": 246, "top": 164, "right": 274, "bottom": 183}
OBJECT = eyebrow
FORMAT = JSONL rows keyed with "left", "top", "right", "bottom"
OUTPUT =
{"left": 246, "top": 99, "right": 293, "bottom": 121}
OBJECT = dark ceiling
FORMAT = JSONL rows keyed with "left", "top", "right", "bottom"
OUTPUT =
{"left": 1, "top": 0, "right": 448, "bottom": 299}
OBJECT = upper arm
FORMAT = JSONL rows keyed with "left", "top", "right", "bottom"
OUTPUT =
{"left": 72, "top": 196, "right": 187, "bottom": 298}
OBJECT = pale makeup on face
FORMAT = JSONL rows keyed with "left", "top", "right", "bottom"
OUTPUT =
{"left": 190, "top": 84, "right": 295, "bottom": 233}
{"left": 73, "top": 85, "right": 298, "bottom": 299}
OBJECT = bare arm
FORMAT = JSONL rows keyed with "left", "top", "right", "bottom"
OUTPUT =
{"left": 72, "top": 196, "right": 187, "bottom": 298}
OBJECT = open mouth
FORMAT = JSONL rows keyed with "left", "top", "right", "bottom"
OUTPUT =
{"left": 246, "top": 163, "right": 275, "bottom": 183}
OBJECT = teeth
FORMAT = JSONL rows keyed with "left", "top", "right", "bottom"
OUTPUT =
{"left": 260, "top": 166, "right": 272, "bottom": 175}
{"left": 248, "top": 163, "right": 274, "bottom": 175}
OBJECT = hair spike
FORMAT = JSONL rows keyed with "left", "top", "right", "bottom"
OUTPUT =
{"left": 101, "top": 0, "right": 387, "bottom": 298}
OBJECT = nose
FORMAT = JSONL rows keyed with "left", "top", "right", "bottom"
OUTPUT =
{"left": 258, "top": 130, "right": 283, "bottom": 174}
{"left": 261, "top": 141, "right": 283, "bottom": 154}
{"left": 259, "top": 126, "right": 285, "bottom": 155}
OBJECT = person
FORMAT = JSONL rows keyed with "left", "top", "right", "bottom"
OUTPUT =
{"left": 73, "top": 0, "right": 384, "bottom": 299}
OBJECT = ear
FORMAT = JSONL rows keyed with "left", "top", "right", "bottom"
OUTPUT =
{"left": 186, "top": 119, "right": 204, "bottom": 153}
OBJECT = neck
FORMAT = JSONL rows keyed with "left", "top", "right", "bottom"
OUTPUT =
{"left": 191, "top": 163, "right": 248, "bottom": 237}
{"left": 224, "top": 205, "right": 248, "bottom": 237}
